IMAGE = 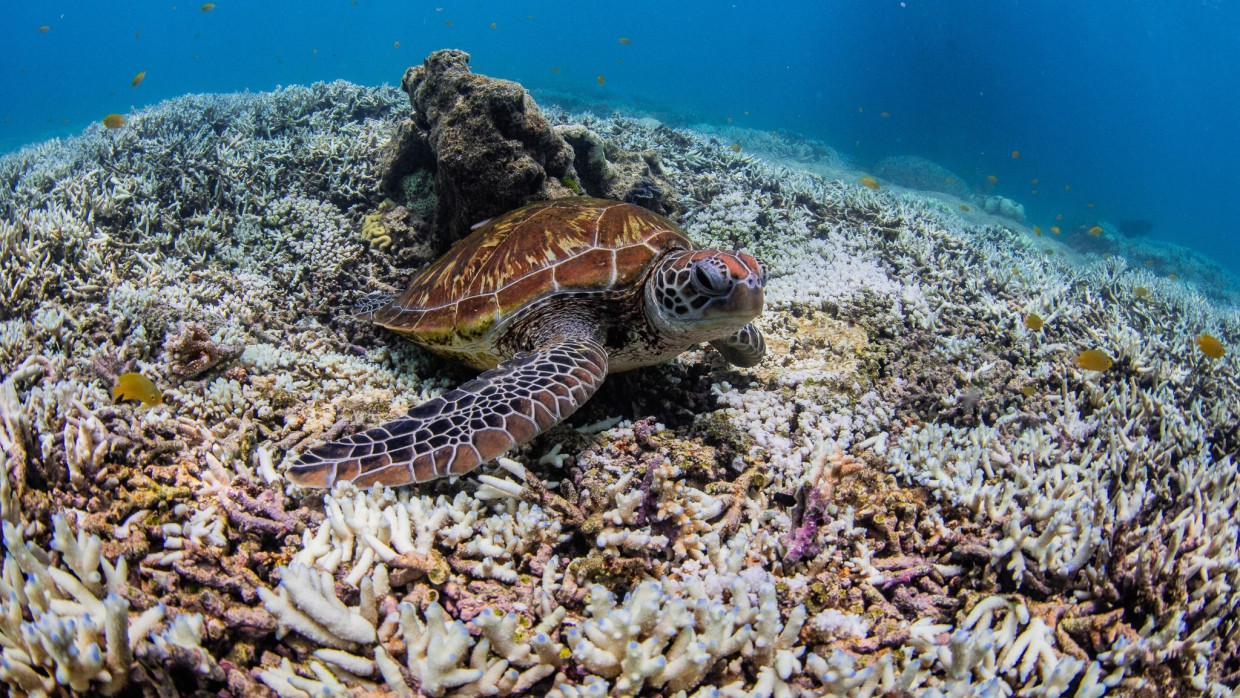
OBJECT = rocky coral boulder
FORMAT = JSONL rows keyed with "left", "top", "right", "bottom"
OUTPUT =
{"left": 380, "top": 49, "right": 578, "bottom": 247}
{"left": 873, "top": 155, "right": 971, "bottom": 198}
{"left": 556, "top": 124, "right": 680, "bottom": 217}
{"left": 981, "top": 194, "right": 1026, "bottom": 223}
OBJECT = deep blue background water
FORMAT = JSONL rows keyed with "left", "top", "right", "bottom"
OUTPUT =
{"left": 3, "top": 1, "right": 1238, "bottom": 274}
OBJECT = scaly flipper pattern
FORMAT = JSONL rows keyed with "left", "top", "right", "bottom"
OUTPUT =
{"left": 287, "top": 337, "right": 609, "bottom": 488}
{"left": 709, "top": 323, "right": 766, "bottom": 367}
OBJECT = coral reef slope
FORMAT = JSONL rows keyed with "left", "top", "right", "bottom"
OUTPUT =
{"left": 1, "top": 80, "right": 1238, "bottom": 697}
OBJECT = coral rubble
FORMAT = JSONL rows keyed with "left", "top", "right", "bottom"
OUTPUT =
{"left": 1, "top": 68, "right": 1238, "bottom": 697}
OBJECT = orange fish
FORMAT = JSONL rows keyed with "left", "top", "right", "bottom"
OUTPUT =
{"left": 1196, "top": 334, "right": 1225, "bottom": 359}
{"left": 1011, "top": 150, "right": 1020, "bottom": 158}
{"left": 102, "top": 113, "right": 125, "bottom": 129}
{"left": 1088, "top": 226, "right": 1102, "bottom": 236}
{"left": 859, "top": 175, "right": 880, "bottom": 190}
{"left": 596, "top": 75, "right": 605, "bottom": 85}
{"left": 200, "top": 2, "right": 214, "bottom": 10}
{"left": 619, "top": 36, "right": 631, "bottom": 44}
{"left": 113, "top": 372, "right": 163, "bottom": 408}
{"left": 1075, "top": 349, "right": 1113, "bottom": 372}
{"left": 1051, "top": 226, "right": 1061, "bottom": 234}
{"left": 131, "top": 71, "right": 146, "bottom": 87}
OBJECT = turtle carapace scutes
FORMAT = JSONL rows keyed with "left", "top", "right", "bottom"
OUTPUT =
{"left": 288, "top": 197, "right": 767, "bottom": 488}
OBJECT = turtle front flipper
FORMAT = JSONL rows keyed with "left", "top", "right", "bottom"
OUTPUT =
{"left": 709, "top": 323, "right": 766, "bottom": 367}
{"left": 287, "top": 337, "right": 609, "bottom": 489}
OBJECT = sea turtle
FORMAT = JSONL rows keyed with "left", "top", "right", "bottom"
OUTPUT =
{"left": 288, "top": 197, "right": 767, "bottom": 488}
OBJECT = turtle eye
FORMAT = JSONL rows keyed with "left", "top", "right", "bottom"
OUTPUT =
{"left": 691, "top": 261, "right": 730, "bottom": 296}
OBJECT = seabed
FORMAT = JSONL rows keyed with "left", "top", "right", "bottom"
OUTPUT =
{"left": 0, "top": 80, "right": 1237, "bottom": 697}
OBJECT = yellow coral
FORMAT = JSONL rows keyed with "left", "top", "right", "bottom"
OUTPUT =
{"left": 359, "top": 200, "right": 394, "bottom": 249}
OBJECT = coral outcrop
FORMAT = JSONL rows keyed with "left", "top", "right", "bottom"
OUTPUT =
{"left": 380, "top": 49, "right": 578, "bottom": 247}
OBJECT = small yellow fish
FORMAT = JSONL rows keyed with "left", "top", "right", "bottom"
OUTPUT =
{"left": 1031, "top": 178, "right": 1039, "bottom": 185}
{"left": 1088, "top": 226, "right": 1102, "bottom": 236}
{"left": 1020, "top": 385, "right": 1037, "bottom": 397}
{"left": 112, "top": 372, "right": 163, "bottom": 408}
{"left": 38, "top": 25, "right": 50, "bottom": 33}
{"left": 726, "top": 117, "right": 733, "bottom": 123}
{"left": 102, "top": 113, "right": 125, "bottom": 129}
{"left": 1134, "top": 286, "right": 1151, "bottom": 299}
{"left": 1031, "top": 190, "right": 1038, "bottom": 195}
{"left": 1075, "top": 349, "right": 1114, "bottom": 372}
{"left": 1145, "top": 259, "right": 1154, "bottom": 267}
{"left": 771, "top": 130, "right": 777, "bottom": 137}
{"left": 1056, "top": 214, "right": 1063, "bottom": 221}
{"left": 1024, "top": 313, "right": 1044, "bottom": 331}
{"left": 491, "top": 22, "right": 496, "bottom": 28}
{"left": 1034, "top": 225, "right": 1042, "bottom": 235}
{"left": 945, "top": 177, "right": 954, "bottom": 184}
{"left": 858, "top": 106, "right": 864, "bottom": 113}
{"left": 1196, "top": 333, "right": 1225, "bottom": 359}
{"left": 444, "top": 20, "right": 452, "bottom": 26}
{"left": 730, "top": 143, "right": 741, "bottom": 153}
{"left": 880, "top": 111, "right": 890, "bottom": 118}
{"left": 1087, "top": 203, "right": 1095, "bottom": 208}
{"left": 1011, "top": 150, "right": 1020, "bottom": 158}
{"left": 987, "top": 175, "right": 999, "bottom": 184}
{"left": 619, "top": 36, "right": 631, "bottom": 44}
{"left": 131, "top": 71, "right": 146, "bottom": 87}
{"left": 596, "top": 75, "right": 605, "bottom": 85}
{"left": 1051, "top": 226, "right": 1061, "bottom": 234}
{"left": 1168, "top": 273, "right": 1178, "bottom": 281}
{"left": 1064, "top": 184, "right": 1071, "bottom": 190}
{"left": 859, "top": 175, "right": 879, "bottom": 190}
{"left": 960, "top": 204, "right": 970, "bottom": 211}
{"left": 552, "top": 66, "right": 560, "bottom": 73}
{"left": 394, "top": 40, "right": 400, "bottom": 48}
{"left": 200, "top": 2, "right": 215, "bottom": 10}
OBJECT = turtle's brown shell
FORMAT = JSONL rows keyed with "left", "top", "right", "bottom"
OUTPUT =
{"left": 373, "top": 197, "right": 692, "bottom": 350}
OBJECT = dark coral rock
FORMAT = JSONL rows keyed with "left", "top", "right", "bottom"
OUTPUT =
{"left": 555, "top": 124, "right": 680, "bottom": 216}
{"left": 380, "top": 49, "right": 578, "bottom": 248}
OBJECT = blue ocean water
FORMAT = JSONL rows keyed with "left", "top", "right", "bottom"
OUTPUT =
{"left": 4, "top": 0, "right": 1238, "bottom": 275}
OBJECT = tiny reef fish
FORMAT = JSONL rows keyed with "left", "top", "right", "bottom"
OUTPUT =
{"left": 859, "top": 175, "right": 879, "bottom": 190}
{"left": 132, "top": 71, "right": 146, "bottom": 87}
{"left": 102, "top": 113, "right": 125, "bottom": 128}
{"left": 112, "top": 372, "right": 163, "bottom": 408}
{"left": 200, "top": 2, "right": 215, "bottom": 10}
{"left": 1088, "top": 226, "right": 1102, "bottom": 236}
{"left": 1075, "top": 349, "right": 1113, "bottom": 372}
{"left": 1197, "top": 334, "right": 1225, "bottom": 359}
{"left": 1024, "top": 314, "right": 1044, "bottom": 331}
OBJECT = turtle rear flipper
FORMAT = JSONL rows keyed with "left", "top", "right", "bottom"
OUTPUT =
{"left": 352, "top": 291, "right": 396, "bottom": 317}
{"left": 287, "top": 337, "right": 608, "bottom": 488}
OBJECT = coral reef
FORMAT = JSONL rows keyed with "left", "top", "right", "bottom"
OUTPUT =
{"left": 1, "top": 68, "right": 1238, "bottom": 697}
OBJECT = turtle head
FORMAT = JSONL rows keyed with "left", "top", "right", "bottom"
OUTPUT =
{"left": 646, "top": 249, "right": 766, "bottom": 340}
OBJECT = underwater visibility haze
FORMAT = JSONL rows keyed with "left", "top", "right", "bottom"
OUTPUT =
{"left": 1, "top": 1, "right": 1239, "bottom": 697}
